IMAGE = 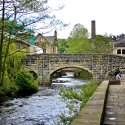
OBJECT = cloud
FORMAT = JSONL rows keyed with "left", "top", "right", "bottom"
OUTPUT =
{"left": 48, "top": 0, "right": 125, "bottom": 38}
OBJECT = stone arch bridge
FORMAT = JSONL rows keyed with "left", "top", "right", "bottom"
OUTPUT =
{"left": 23, "top": 54, "right": 125, "bottom": 85}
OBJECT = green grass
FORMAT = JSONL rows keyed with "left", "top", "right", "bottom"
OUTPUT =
{"left": 58, "top": 80, "right": 99, "bottom": 125}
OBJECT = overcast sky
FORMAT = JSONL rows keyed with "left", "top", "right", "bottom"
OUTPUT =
{"left": 47, "top": 0, "right": 125, "bottom": 38}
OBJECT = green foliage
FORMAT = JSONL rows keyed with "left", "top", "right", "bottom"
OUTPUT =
{"left": 0, "top": 74, "right": 18, "bottom": 98}
{"left": 0, "top": 41, "right": 38, "bottom": 99}
{"left": 74, "top": 69, "right": 92, "bottom": 79}
{"left": 108, "top": 70, "right": 115, "bottom": 77}
{"left": 79, "top": 81, "right": 99, "bottom": 107}
{"left": 1, "top": 83, "right": 19, "bottom": 97}
{"left": 65, "top": 38, "right": 92, "bottom": 54}
{"left": 58, "top": 39, "right": 69, "bottom": 53}
{"left": 79, "top": 71, "right": 92, "bottom": 79}
{"left": 65, "top": 35, "right": 112, "bottom": 54}
{"left": 59, "top": 80, "right": 99, "bottom": 124}
{"left": 60, "top": 88, "right": 82, "bottom": 101}
{"left": 3, "top": 42, "right": 26, "bottom": 81}
{"left": 58, "top": 113, "right": 74, "bottom": 125}
{"left": 64, "top": 23, "right": 112, "bottom": 54}
{"left": 15, "top": 71, "right": 39, "bottom": 96}
{"left": 70, "top": 23, "right": 89, "bottom": 39}
{"left": 91, "top": 35, "right": 112, "bottom": 53}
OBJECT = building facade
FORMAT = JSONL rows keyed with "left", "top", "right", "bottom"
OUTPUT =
{"left": 34, "top": 30, "right": 58, "bottom": 54}
{"left": 112, "top": 34, "right": 125, "bottom": 55}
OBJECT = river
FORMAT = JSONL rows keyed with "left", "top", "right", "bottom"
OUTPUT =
{"left": 0, "top": 72, "right": 87, "bottom": 125}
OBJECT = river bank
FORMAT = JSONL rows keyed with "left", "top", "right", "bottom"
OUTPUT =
{"left": 0, "top": 72, "right": 88, "bottom": 125}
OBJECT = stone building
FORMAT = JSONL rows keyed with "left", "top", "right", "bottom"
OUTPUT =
{"left": 112, "top": 34, "right": 125, "bottom": 55}
{"left": 34, "top": 30, "right": 58, "bottom": 54}
{"left": 15, "top": 39, "right": 30, "bottom": 54}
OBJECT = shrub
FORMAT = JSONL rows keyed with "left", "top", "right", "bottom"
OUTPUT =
{"left": 15, "top": 71, "right": 39, "bottom": 96}
{"left": 59, "top": 80, "right": 99, "bottom": 124}
{"left": 0, "top": 73, "right": 19, "bottom": 97}
{"left": 2, "top": 83, "right": 19, "bottom": 97}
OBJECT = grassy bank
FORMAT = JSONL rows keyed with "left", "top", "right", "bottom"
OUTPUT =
{"left": 58, "top": 80, "right": 99, "bottom": 125}
{"left": 74, "top": 69, "right": 92, "bottom": 80}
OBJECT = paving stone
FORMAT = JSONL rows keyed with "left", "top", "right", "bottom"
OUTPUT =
{"left": 103, "top": 75, "right": 125, "bottom": 125}
{"left": 115, "top": 121, "right": 125, "bottom": 125}
{"left": 71, "top": 76, "right": 125, "bottom": 125}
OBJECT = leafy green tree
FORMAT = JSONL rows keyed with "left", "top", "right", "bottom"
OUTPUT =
{"left": 70, "top": 23, "right": 89, "bottom": 39}
{"left": 65, "top": 23, "right": 112, "bottom": 54}
{"left": 0, "top": 0, "right": 66, "bottom": 85}
{"left": 58, "top": 39, "right": 69, "bottom": 53}
{"left": 91, "top": 35, "right": 112, "bottom": 53}
{"left": 65, "top": 38, "right": 93, "bottom": 54}
{"left": 2, "top": 40, "right": 26, "bottom": 82}
{"left": 65, "top": 35, "right": 112, "bottom": 54}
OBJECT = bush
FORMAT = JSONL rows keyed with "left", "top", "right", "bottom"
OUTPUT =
{"left": 0, "top": 82, "right": 19, "bottom": 104}
{"left": 3, "top": 83, "right": 19, "bottom": 97}
{"left": 15, "top": 71, "right": 39, "bottom": 96}
{"left": 0, "top": 74, "right": 19, "bottom": 97}
{"left": 59, "top": 80, "right": 99, "bottom": 124}
{"left": 74, "top": 69, "right": 92, "bottom": 79}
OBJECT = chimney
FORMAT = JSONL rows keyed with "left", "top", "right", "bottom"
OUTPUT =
{"left": 54, "top": 30, "right": 58, "bottom": 46}
{"left": 91, "top": 20, "right": 96, "bottom": 38}
{"left": 54, "top": 30, "right": 57, "bottom": 41}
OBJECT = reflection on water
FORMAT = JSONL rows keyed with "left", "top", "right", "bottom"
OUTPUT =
{"left": 0, "top": 72, "right": 87, "bottom": 125}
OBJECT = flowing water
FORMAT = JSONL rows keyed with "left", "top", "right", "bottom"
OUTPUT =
{"left": 0, "top": 72, "right": 87, "bottom": 125}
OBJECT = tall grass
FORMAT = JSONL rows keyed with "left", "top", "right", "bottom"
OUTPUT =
{"left": 58, "top": 80, "right": 99, "bottom": 125}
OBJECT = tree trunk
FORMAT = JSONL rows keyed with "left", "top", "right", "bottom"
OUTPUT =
{"left": 0, "top": 0, "right": 5, "bottom": 85}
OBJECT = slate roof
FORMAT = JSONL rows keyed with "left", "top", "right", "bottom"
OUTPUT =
{"left": 35, "top": 33, "right": 55, "bottom": 46}
{"left": 114, "top": 37, "right": 125, "bottom": 47}
{"left": 45, "top": 36, "right": 55, "bottom": 45}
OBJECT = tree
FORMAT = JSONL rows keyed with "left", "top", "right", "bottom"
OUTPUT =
{"left": 58, "top": 39, "right": 68, "bottom": 53}
{"left": 70, "top": 23, "right": 89, "bottom": 39}
{"left": 65, "top": 35, "right": 112, "bottom": 54}
{"left": 65, "top": 38, "right": 92, "bottom": 54}
{"left": 90, "top": 35, "right": 112, "bottom": 53}
{"left": 65, "top": 23, "right": 112, "bottom": 54}
{"left": 0, "top": 0, "right": 66, "bottom": 85}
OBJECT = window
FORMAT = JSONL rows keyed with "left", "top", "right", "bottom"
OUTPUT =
{"left": 117, "top": 49, "right": 121, "bottom": 54}
{"left": 122, "top": 49, "right": 125, "bottom": 54}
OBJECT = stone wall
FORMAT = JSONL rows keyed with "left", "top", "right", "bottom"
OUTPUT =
{"left": 23, "top": 54, "right": 125, "bottom": 85}
{"left": 71, "top": 80, "right": 109, "bottom": 125}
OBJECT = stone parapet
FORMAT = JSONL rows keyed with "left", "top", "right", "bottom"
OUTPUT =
{"left": 71, "top": 80, "right": 109, "bottom": 125}
{"left": 23, "top": 54, "right": 125, "bottom": 85}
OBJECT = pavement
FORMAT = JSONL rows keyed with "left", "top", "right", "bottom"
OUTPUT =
{"left": 103, "top": 75, "right": 125, "bottom": 125}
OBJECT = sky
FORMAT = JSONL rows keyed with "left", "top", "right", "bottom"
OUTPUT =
{"left": 46, "top": 0, "right": 125, "bottom": 39}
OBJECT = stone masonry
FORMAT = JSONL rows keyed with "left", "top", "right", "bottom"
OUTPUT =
{"left": 23, "top": 54, "right": 125, "bottom": 85}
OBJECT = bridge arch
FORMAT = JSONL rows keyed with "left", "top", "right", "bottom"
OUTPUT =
{"left": 29, "top": 71, "right": 38, "bottom": 80}
{"left": 50, "top": 66, "right": 93, "bottom": 76}
{"left": 24, "top": 67, "right": 38, "bottom": 80}
{"left": 24, "top": 54, "right": 125, "bottom": 85}
{"left": 50, "top": 66, "right": 93, "bottom": 84}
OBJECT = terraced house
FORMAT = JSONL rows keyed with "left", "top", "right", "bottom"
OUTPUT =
{"left": 29, "top": 30, "right": 58, "bottom": 54}
{"left": 112, "top": 34, "right": 125, "bottom": 55}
